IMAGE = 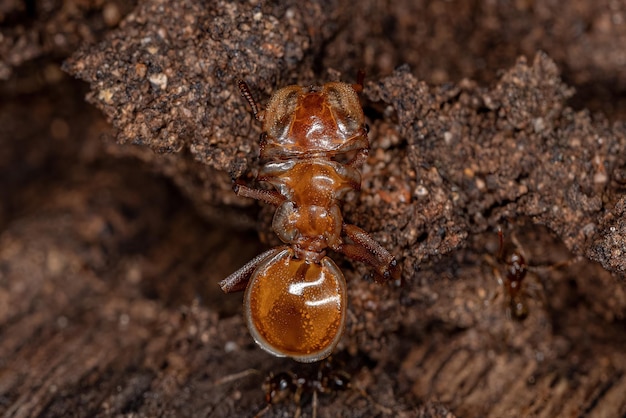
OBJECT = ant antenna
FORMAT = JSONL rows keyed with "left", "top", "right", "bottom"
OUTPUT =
{"left": 352, "top": 70, "right": 365, "bottom": 94}
{"left": 238, "top": 80, "right": 262, "bottom": 121}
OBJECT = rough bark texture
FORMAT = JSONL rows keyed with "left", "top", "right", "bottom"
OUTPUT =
{"left": 1, "top": 0, "right": 626, "bottom": 417}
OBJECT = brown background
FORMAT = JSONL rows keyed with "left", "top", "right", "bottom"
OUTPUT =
{"left": 1, "top": 0, "right": 626, "bottom": 417}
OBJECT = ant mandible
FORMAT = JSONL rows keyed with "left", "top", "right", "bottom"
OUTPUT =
{"left": 219, "top": 73, "right": 400, "bottom": 362}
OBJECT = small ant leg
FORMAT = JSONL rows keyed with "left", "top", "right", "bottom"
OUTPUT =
{"left": 234, "top": 183, "right": 286, "bottom": 207}
{"left": 508, "top": 230, "right": 529, "bottom": 262}
{"left": 312, "top": 390, "right": 318, "bottom": 418}
{"left": 213, "top": 368, "right": 259, "bottom": 386}
{"left": 336, "top": 223, "right": 400, "bottom": 282}
{"left": 254, "top": 404, "right": 271, "bottom": 418}
{"left": 293, "top": 384, "right": 304, "bottom": 418}
{"left": 238, "top": 80, "right": 264, "bottom": 121}
{"left": 219, "top": 247, "right": 285, "bottom": 293}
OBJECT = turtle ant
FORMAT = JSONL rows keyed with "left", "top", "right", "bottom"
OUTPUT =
{"left": 220, "top": 74, "right": 400, "bottom": 362}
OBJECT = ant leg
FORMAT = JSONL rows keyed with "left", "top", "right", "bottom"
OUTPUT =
{"left": 234, "top": 182, "right": 285, "bottom": 207}
{"left": 508, "top": 230, "right": 529, "bottom": 262}
{"left": 254, "top": 405, "right": 271, "bottom": 418}
{"left": 213, "top": 369, "right": 259, "bottom": 386}
{"left": 346, "top": 148, "right": 369, "bottom": 170}
{"left": 335, "top": 223, "right": 400, "bottom": 282}
{"left": 312, "top": 390, "right": 318, "bottom": 418}
{"left": 219, "top": 247, "right": 285, "bottom": 293}
{"left": 293, "top": 385, "right": 304, "bottom": 418}
{"left": 351, "top": 69, "right": 365, "bottom": 93}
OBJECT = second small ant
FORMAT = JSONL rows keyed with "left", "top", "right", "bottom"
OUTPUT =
{"left": 254, "top": 354, "right": 392, "bottom": 418}
{"left": 494, "top": 227, "right": 531, "bottom": 320}
{"left": 487, "top": 226, "right": 579, "bottom": 321}
{"left": 255, "top": 358, "right": 350, "bottom": 418}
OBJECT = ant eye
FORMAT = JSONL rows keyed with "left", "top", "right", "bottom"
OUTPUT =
{"left": 364, "top": 124, "right": 370, "bottom": 133}
{"left": 330, "top": 376, "right": 348, "bottom": 390}
{"left": 278, "top": 378, "right": 290, "bottom": 391}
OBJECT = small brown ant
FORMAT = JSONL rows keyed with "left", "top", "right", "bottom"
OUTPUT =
{"left": 255, "top": 358, "right": 351, "bottom": 418}
{"left": 254, "top": 354, "right": 391, "bottom": 418}
{"left": 220, "top": 74, "right": 400, "bottom": 362}
{"left": 495, "top": 227, "right": 531, "bottom": 320}
{"left": 488, "top": 226, "right": 579, "bottom": 321}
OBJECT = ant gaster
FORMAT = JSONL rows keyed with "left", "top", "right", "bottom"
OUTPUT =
{"left": 219, "top": 73, "right": 400, "bottom": 362}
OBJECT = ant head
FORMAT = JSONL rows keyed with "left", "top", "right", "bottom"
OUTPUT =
{"left": 264, "top": 372, "right": 296, "bottom": 404}
{"left": 260, "top": 82, "right": 369, "bottom": 159}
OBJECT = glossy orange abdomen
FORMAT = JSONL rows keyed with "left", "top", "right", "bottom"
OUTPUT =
{"left": 244, "top": 247, "right": 346, "bottom": 363}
